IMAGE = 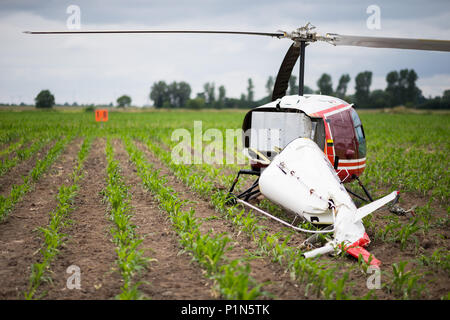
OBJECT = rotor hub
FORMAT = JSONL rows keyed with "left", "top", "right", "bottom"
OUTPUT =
{"left": 278, "top": 22, "right": 336, "bottom": 45}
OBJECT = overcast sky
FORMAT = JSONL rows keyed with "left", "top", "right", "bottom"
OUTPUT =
{"left": 1, "top": 0, "right": 449, "bottom": 106}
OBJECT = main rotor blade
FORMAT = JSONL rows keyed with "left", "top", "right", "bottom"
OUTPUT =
{"left": 23, "top": 29, "right": 285, "bottom": 38}
{"left": 272, "top": 43, "right": 300, "bottom": 101}
{"left": 330, "top": 34, "right": 450, "bottom": 52}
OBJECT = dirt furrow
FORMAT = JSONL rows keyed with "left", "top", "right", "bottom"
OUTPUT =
{"left": 0, "top": 140, "right": 55, "bottom": 197}
{"left": 112, "top": 139, "right": 214, "bottom": 299}
{"left": 134, "top": 140, "right": 304, "bottom": 300}
{"left": 155, "top": 140, "right": 307, "bottom": 245}
{"left": 0, "top": 139, "right": 28, "bottom": 162}
{"left": 41, "top": 138, "right": 123, "bottom": 300}
{"left": 0, "top": 137, "right": 82, "bottom": 299}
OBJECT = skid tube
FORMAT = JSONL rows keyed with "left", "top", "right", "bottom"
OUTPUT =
{"left": 226, "top": 169, "right": 261, "bottom": 204}
{"left": 236, "top": 199, "right": 335, "bottom": 234}
{"left": 345, "top": 174, "right": 374, "bottom": 203}
{"left": 227, "top": 169, "right": 335, "bottom": 234}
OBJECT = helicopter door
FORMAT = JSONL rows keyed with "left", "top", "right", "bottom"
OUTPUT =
{"left": 327, "top": 110, "right": 357, "bottom": 160}
{"left": 248, "top": 111, "right": 312, "bottom": 160}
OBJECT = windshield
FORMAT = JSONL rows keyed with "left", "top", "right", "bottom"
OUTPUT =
{"left": 350, "top": 108, "right": 366, "bottom": 158}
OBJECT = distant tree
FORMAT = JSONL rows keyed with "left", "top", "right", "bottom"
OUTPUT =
{"left": 368, "top": 89, "right": 389, "bottom": 108}
{"left": 187, "top": 97, "right": 206, "bottom": 109}
{"left": 385, "top": 69, "right": 421, "bottom": 107}
{"left": 166, "top": 81, "right": 191, "bottom": 108}
{"left": 240, "top": 93, "right": 247, "bottom": 107}
{"left": 386, "top": 71, "right": 400, "bottom": 107}
{"left": 415, "top": 89, "right": 450, "bottom": 109}
{"left": 84, "top": 105, "right": 95, "bottom": 112}
{"left": 150, "top": 81, "right": 169, "bottom": 108}
{"left": 443, "top": 89, "right": 450, "bottom": 102}
{"left": 196, "top": 92, "right": 206, "bottom": 100}
{"left": 398, "top": 69, "right": 410, "bottom": 104}
{"left": 265, "top": 76, "right": 274, "bottom": 97}
{"left": 316, "top": 74, "right": 333, "bottom": 95}
{"left": 168, "top": 82, "right": 178, "bottom": 107}
{"left": 177, "top": 81, "right": 192, "bottom": 108}
{"left": 218, "top": 85, "right": 226, "bottom": 108}
{"left": 303, "top": 86, "right": 313, "bottom": 94}
{"left": 354, "top": 71, "right": 372, "bottom": 108}
{"left": 417, "top": 96, "right": 450, "bottom": 109}
{"left": 288, "top": 75, "right": 299, "bottom": 95}
{"left": 405, "top": 69, "right": 422, "bottom": 105}
{"left": 35, "top": 90, "right": 55, "bottom": 109}
{"left": 335, "top": 74, "right": 351, "bottom": 99}
{"left": 117, "top": 95, "right": 132, "bottom": 108}
{"left": 203, "top": 82, "right": 216, "bottom": 106}
{"left": 247, "top": 78, "right": 254, "bottom": 102}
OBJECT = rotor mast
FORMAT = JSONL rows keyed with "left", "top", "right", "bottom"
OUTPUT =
{"left": 298, "top": 41, "right": 306, "bottom": 96}
{"left": 279, "top": 23, "right": 320, "bottom": 97}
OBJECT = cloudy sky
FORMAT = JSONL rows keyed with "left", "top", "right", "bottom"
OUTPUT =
{"left": 1, "top": 0, "right": 449, "bottom": 106}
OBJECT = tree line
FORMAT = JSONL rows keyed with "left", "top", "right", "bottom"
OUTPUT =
{"left": 149, "top": 69, "right": 449, "bottom": 109}
{"left": 21, "top": 69, "right": 449, "bottom": 109}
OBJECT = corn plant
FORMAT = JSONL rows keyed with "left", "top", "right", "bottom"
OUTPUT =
{"left": 25, "top": 136, "right": 92, "bottom": 299}
{"left": 122, "top": 135, "right": 268, "bottom": 299}
{"left": 103, "top": 139, "right": 152, "bottom": 300}
{"left": 387, "top": 261, "right": 425, "bottom": 299}
{"left": 141, "top": 133, "right": 358, "bottom": 299}
{"left": 0, "top": 134, "right": 73, "bottom": 222}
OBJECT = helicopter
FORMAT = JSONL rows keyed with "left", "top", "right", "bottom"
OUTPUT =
{"left": 25, "top": 23, "right": 450, "bottom": 266}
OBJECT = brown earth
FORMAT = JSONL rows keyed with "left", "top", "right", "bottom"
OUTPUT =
{"left": 0, "top": 140, "right": 55, "bottom": 197}
{"left": 237, "top": 176, "right": 449, "bottom": 299}
{"left": 134, "top": 140, "right": 306, "bottom": 300}
{"left": 0, "top": 133, "right": 447, "bottom": 300}
{"left": 111, "top": 139, "right": 215, "bottom": 299}
{"left": 0, "top": 137, "right": 82, "bottom": 299}
{"left": 150, "top": 140, "right": 450, "bottom": 299}
{"left": 39, "top": 138, "right": 123, "bottom": 300}
{"left": 0, "top": 139, "right": 29, "bottom": 162}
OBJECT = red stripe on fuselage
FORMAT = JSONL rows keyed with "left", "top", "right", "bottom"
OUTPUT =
{"left": 312, "top": 103, "right": 350, "bottom": 116}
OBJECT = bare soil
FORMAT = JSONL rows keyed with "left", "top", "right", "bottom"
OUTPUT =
{"left": 40, "top": 138, "right": 123, "bottom": 299}
{"left": 0, "top": 138, "right": 82, "bottom": 299}
{"left": 134, "top": 140, "right": 306, "bottom": 300}
{"left": 111, "top": 139, "right": 215, "bottom": 299}
{"left": 149, "top": 140, "right": 450, "bottom": 299}
{"left": 0, "top": 134, "right": 447, "bottom": 300}
{"left": 0, "top": 140, "right": 55, "bottom": 197}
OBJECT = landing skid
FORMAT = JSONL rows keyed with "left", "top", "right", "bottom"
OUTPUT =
{"left": 226, "top": 169, "right": 261, "bottom": 204}
{"left": 226, "top": 167, "right": 397, "bottom": 267}
{"left": 345, "top": 174, "right": 374, "bottom": 204}
{"left": 227, "top": 170, "right": 378, "bottom": 207}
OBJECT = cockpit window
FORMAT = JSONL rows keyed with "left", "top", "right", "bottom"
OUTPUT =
{"left": 350, "top": 108, "right": 366, "bottom": 157}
